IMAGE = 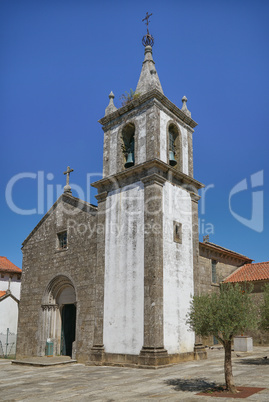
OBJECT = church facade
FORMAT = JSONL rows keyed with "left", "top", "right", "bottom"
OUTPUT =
{"left": 16, "top": 37, "right": 251, "bottom": 366}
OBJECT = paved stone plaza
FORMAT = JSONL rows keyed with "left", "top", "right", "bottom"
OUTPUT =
{"left": 0, "top": 347, "right": 268, "bottom": 401}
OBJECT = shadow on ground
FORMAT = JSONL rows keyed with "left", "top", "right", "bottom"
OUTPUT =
{"left": 165, "top": 378, "right": 218, "bottom": 392}
{"left": 238, "top": 358, "right": 269, "bottom": 365}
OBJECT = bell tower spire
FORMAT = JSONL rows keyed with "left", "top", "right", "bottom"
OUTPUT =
{"left": 135, "top": 13, "right": 163, "bottom": 95}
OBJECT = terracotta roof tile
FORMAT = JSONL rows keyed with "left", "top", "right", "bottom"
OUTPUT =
{"left": 224, "top": 261, "right": 269, "bottom": 283}
{"left": 0, "top": 257, "right": 21, "bottom": 274}
{"left": 0, "top": 290, "right": 6, "bottom": 298}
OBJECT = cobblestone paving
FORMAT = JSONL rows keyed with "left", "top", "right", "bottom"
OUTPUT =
{"left": 0, "top": 347, "right": 268, "bottom": 401}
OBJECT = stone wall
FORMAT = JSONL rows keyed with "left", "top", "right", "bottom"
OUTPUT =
{"left": 101, "top": 93, "right": 195, "bottom": 180}
{"left": 245, "top": 283, "right": 269, "bottom": 345}
{"left": 197, "top": 244, "right": 250, "bottom": 346}
{"left": 16, "top": 195, "right": 97, "bottom": 363}
{"left": 197, "top": 255, "right": 239, "bottom": 296}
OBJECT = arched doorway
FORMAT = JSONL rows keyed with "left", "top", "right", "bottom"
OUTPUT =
{"left": 61, "top": 304, "right": 76, "bottom": 356}
{"left": 41, "top": 275, "right": 77, "bottom": 358}
{"left": 57, "top": 286, "right": 76, "bottom": 357}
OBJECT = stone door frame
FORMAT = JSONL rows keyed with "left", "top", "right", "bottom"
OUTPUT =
{"left": 39, "top": 274, "right": 77, "bottom": 357}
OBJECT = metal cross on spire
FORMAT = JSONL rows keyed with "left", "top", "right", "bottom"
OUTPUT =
{"left": 142, "top": 12, "right": 154, "bottom": 47}
{"left": 63, "top": 166, "right": 74, "bottom": 194}
{"left": 142, "top": 12, "right": 153, "bottom": 35}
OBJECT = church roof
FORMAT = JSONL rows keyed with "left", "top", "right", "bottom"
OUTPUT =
{"left": 199, "top": 241, "right": 252, "bottom": 263}
{"left": 224, "top": 261, "right": 269, "bottom": 283}
{"left": 22, "top": 193, "right": 97, "bottom": 248}
{"left": 0, "top": 257, "right": 21, "bottom": 274}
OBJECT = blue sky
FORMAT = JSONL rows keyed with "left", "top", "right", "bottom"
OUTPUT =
{"left": 1, "top": 0, "right": 269, "bottom": 269}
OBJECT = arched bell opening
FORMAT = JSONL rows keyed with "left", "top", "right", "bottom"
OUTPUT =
{"left": 167, "top": 122, "right": 182, "bottom": 170}
{"left": 40, "top": 275, "right": 77, "bottom": 358}
{"left": 121, "top": 123, "right": 135, "bottom": 169}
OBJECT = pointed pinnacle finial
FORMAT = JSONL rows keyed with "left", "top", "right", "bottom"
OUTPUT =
{"left": 181, "top": 96, "right": 191, "bottom": 118}
{"left": 136, "top": 40, "right": 163, "bottom": 95}
{"left": 105, "top": 91, "right": 117, "bottom": 116}
{"left": 142, "top": 12, "right": 154, "bottom": 47}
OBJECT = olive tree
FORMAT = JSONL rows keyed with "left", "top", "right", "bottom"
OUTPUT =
{"left": 186, "top": 283, "right": 257, "bottom": 393}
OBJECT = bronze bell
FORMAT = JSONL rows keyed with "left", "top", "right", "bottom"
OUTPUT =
{"left": 169, "top": 151, "right": 177, "bottom": 166}
{"left": 125, "top": 152, "right": 134, "bottom": 168}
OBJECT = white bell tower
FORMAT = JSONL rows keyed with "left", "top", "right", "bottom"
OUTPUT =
{"left": 90, "top": 17, "right": 205, "bottom": 367}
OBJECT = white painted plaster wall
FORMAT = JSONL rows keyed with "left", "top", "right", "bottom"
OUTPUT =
{"left": 0, "top": 275, "right": 21, "bottom": 299}
{"left": 136, "top": 114, "right": 146, "bottom": 164}
{"left": 0, "top": 276, "right": 20, "bottom": 334}
{"left": 109, "top": 127, "right": 118, "bottom": 175}
{"left": 104, "top": 182, "right": 144, "bottom": 355}
{"left": 163, "top": 182, "right": 195, "bottom": 354}
{"left": 159, "top": 110, "right": 189, "bottom": 175}
{"left": 160, "top": 110, "right": 167, "bottom": 162}
{"left": 181, "top": 127, "right": 189, "bottom": 175}
{"left": 0, "top": 297, "right": 19, "bottom": 334}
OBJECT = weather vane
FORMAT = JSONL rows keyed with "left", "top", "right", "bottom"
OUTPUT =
{"left": 142, "top": 12, "right": 154, "bottom": 47}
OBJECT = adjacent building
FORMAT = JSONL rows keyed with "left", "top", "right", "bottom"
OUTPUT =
{"left": 0, "top": 257, "right": 21, "bottom": 335}
{"left": 224, "top": 261, "right": 269, "bottom": 345}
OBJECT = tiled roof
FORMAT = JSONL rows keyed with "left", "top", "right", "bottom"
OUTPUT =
{"left": 0, "top": 257, "right": 21, "bottom": 274}
{"left": 0, "top": 290, "right": 6, "bottom": 298}
{"left": 224, "top": 261, "right": 269, "bottom": 283}
{"left": 199, "top": 242, "right": 252, "bottom": 262}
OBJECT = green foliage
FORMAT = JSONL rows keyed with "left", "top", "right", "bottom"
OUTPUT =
{"left": 260, "top": 283, "right": 269, "bottom": 331}
{"left": 120, "top": 88, "right": 140, "bottom": 106}
{"left": 187, "top": 283, "right": 257, "bottom": 344}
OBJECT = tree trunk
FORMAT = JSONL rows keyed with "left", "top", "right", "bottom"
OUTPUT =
{"left": 224, "top": 340, "right": 237, "bottom": 393}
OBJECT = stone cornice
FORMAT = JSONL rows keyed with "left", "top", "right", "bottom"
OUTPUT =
{"left": 99, "top": 89, "right": 198, "bottom": 129}
{"left": 199, "top": 242, "right": 253, "bottom": 264}
{"left": 95, "top": 191, "right": 108, "bottom": 202}
{"left": 41, "top": 304, "right": 59, "bottom": 311}
{"left": 190, "top": 192, "right": 201, "bottom": 203}
{"left": 141, "top": 173, "right": 166, "bottom": 187}
{"left": 91, "top": 159, "right": 204, "bottom": 193}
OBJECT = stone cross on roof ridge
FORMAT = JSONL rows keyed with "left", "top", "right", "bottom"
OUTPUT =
{"left": 63, "top": 166, "right": 74, "bottom": 194}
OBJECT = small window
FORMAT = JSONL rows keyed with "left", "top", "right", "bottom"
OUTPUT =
{"left": 58, "top": 231, "right": 67, "bottom": 249}
{"left": 213, "top": 335, "right": 219, "bottom": 345}
{"left": 173, "top": 221, "right": 182, "bottom": 244}
{"left": 211, "top": 260, "right": 217, "bottom": 283}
